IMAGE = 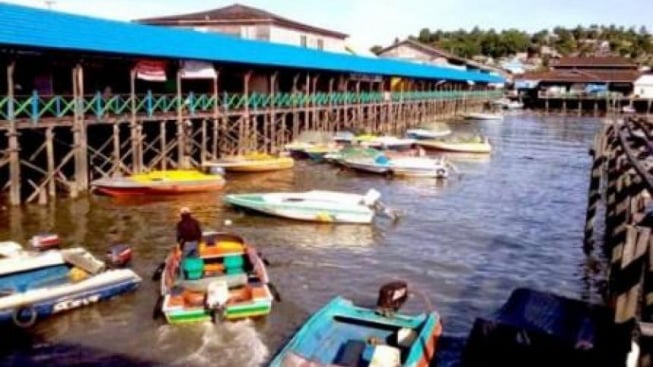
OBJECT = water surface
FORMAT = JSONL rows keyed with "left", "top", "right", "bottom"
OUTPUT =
{"left": 0, "top": 114, "right": 604, "bottom": 366}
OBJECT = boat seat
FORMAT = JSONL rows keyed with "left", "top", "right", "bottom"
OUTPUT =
{"left": 179, "top": 273, "right": 248, "bottom": 292}
{"left": 333, "top": 340, "right": 366, "bottom": 367}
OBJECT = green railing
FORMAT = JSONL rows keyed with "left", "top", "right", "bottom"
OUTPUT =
{"left": 1, "top": 90, "right": 502, "bottom": 123}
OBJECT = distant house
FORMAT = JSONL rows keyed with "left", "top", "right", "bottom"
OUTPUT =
{"left": 375, "top": 39, "right": 509, "bottom": 82}
{"left": 634, "top": 74, "right": 653, "bottom": 98}
{"left": 138, "top": 3, "right": 348, "bottom": 52}
{"left": 518, "top": 56, "right": 641, "bottom": 95}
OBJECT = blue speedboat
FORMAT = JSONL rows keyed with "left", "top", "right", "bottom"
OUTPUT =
{"left": 0, "top": 241, "right": 141, "bottom": 327}
{"left": 270, "top": 283, "right": 442, "bottom": 367}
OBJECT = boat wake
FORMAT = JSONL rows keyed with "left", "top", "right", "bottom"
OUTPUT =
{"left": 170, "top": 320, "right": 269, "bottom": 367}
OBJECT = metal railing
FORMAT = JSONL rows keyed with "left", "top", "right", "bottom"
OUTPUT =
{"left": 1, "top": 90, "right": 502, "bottom": 123}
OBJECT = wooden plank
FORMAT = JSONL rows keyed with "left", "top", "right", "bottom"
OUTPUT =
{"left": 7, "top": 61, "right": 21, "bottom": 205}
{"left": 45, "top": 127, "right": 55, "bottom": 197}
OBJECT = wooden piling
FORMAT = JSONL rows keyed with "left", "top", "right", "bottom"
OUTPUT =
{"left": 6, "top": 61, "right": 20, "bottom": 205}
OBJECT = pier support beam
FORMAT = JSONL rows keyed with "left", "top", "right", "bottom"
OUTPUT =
{"left": 7, "top": 62, "right": 20, "bottom": 205}
{"left": 72, "top": 64, "right": 88, "bottom": 195}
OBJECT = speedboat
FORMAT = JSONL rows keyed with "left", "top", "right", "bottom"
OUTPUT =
{"left": 461, "top": 112, "right": 504, "bottom": 121}
{"left": 406, "top": 128, "right": 452, "bottom": 140}
{"left": 269, "top": 282, "right": 442, "bottom": 367}
{"left": 203, "top": 153, "right": 294, "bottom": 173}
{"left": 417, "top": 137, "right": 492, "bottom": 154}
{"left": 344, "top": 155, "right": 451, "bottom": 178}
{"left": 158, "top": 232, "right": 273, "bottom": 324}
{"left": 492, "top": 98, "right": 523, "bottom": 110}
{"left": 224, "top": 189, "right": 385, "bottom": 224}
{"left": 91, "top": 169, "right": 226, "bottom": 197}
{"left": 361, "top": 136, "right": 415, "bottom": 150}
{"left": 0, "top": 241, "right": 141, "bottom": 328}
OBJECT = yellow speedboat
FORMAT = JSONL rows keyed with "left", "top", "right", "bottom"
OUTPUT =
{"left": 92, "top": 170, "right": 226, "bottom": 197}
{"left": 204, "top": 153, "right": 294, "bottom": 173}
{"left": 417, "top": 137, "right": 492, "bottom": 154}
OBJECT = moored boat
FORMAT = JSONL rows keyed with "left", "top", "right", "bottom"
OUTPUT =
{"left": 361, "top": 136, "right": 415, "bottom": 150}
{"left": 344, "top": 155, "right": 451, "bottom": 178}
{"left": 159, "top": 232, "right": 273, "bottom": 324}
{"left": 0, "top": 241, "right": 141, "bottom": 328}
{"left": 461, "top": 112, "right": 504, "bottom": 121}
{"left": 269, "top": 282, "right": 442, "bottom": 367}
{"left": 406, "top": 128, "right": 452, "bottom": 140}
{"left": 203, "top": 153, "right": 294, "bottom": 173}
{"left": 91, "top": 169, "right": 225, "bottom": 197}
{"left": 417, "top": 137, "right": 492, "bottom": 154}
{"left": 224, "top": 189, "right": 383, "bottom": 224}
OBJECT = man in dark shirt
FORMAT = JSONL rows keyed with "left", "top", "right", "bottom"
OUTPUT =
{"left": 176, "top": 207, "right": 202, "bottom": 257}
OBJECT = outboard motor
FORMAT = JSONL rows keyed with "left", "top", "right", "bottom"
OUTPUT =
{"left": 376, "top": 281, "right": 409, "bottom": 317}
{"left": 106, "top": 244, "right": 133, "bottom": 267}
{"left": 206, "top": 280, "right": 229, "bottom": 322}
{"left": 30, "top": 233, "right": 61, "bottom": 251}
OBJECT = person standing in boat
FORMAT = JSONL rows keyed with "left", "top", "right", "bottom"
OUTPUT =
{"left": 176, "top": 207, "right": 202, "bottom": 257}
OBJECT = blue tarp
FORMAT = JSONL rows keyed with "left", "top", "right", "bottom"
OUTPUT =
{"left": 0, "top": 3, "right": 503, "bottom": 84}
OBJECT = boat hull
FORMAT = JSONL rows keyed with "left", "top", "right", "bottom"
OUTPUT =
{"left": 225, "top": 192, "right": 376, "bottom": 224}
{"left": 417, "top": 140, "right": 492, "bottom": 154}
{"left": 205, "top": 157, "right": 294, "bottom": 173}
{"left": 269, "top": 297, "right": 442, "bottom": 367}
{"left": 0, "top": 270, "right": 141, "bottom": 327}
{"left": 462, "top": 113, "right": 503, "bottom": 121}
{"left": 92, "top": 173, "right": 225, "bottom": 197}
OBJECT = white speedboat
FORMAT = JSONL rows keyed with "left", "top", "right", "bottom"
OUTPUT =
{"left": 390, "top": 157, "right": 450, "bottom": 178}
{"left": 461, "top": 112, "right": 504, "bottom": 121}
{"left": 224, "top": 189, "right": 384, "bottom": 224}
{"left": 0, "top": 241, "right": 141, "bottom": 327}
{"left": 344, "top": 155, "right": 450, "bottom": 178}
{"left": 406, "top": 128, "right": 452, "bottom": 140}
{"left": 492, "top": 98, "right": 523, "bottom": 110}
{"left": 361, "top": 136, "right": 415, "bottom": 150}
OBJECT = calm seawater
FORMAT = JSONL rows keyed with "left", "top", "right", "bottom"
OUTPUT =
{"left": 0, "top": 114, "right": 604, "bottom": 367}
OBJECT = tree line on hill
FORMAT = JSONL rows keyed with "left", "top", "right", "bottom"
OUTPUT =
{"left": 371, "top": 25, "right": 653, "bottom": 63}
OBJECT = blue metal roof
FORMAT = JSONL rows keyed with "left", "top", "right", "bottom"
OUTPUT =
{"left": 0, "top": 3, "right": 503, "bottom": 84}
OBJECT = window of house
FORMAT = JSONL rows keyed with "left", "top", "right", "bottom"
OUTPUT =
{"left": 317, "top": 39, "right": 324, "bottom": 50}
{"left": 300, "top": 35, "right": 307, "bottom": 48}
{"left": 255, "top": 26, "right": 269, "bottom": 41}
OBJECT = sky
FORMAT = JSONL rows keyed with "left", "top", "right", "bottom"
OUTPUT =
{"left": 3, "top": 0, "right": 653, "bottom": 49}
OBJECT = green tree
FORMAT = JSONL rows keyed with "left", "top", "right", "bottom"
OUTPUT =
{"left": 370, "top": 45, "right": 384, "bottom": 55}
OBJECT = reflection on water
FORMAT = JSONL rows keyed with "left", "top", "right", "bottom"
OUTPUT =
{"left": 0, "top": 115, "right": 603, "bottom": 367}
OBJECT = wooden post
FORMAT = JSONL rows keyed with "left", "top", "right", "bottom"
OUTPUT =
{"left": 212, "top": 70, "right": 220, "bottom": 159}
{"left": 72, "top": 64, "right": 88, "bottom": 195}
{"left": 328, "top": 77, "right": 335, "bottom": 132}
{"left": 311, "top": 74, "right": 319, "bottom": 132}
{"left": 304, "top": 73, "right": 311, "bottom": 132}
{"left": 45, "top": 127, "right": 55, "bottom": 197}
{"left": 129, "top": 69, "right": 142, "bottom": 173}
{"left": 292, "top": 74, "right": 300, "bottom": 140}
{"left": 176, "top": 69, "right": 185, "bottom": 168}
{"left": 160, "top": 121, "right": 167, "bottom": 170}
{"left": 7, "top": 62, "right": 21, "bottom": 205}
{"left": 355, "top": 80, "right": 361, "bottom": 131}
{"left": 243, "top": 71, "right": 252, "bottom": 153}
{"left": 269, "top": 72, "right": 278, "bottom": 152}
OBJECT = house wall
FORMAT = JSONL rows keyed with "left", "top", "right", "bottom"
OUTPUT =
{"left": 269, "top": 25, "right": 344, "bottom": 52}
{"left": 634, "top": 75, "right": 653, "bottom": 98}
{"left": 179, "top": 24, "right": 344, "bottom": 52}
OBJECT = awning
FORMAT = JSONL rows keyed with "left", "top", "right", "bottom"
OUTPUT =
{"left": 134, "top": 60, "right": 167, "bottom": 82}
{"left": 180, "top": 61, "right": 218, "bottom": 80}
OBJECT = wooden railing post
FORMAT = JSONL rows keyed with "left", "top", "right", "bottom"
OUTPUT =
{"left": 7, "top": 61, "right": 21, "bottom": 205}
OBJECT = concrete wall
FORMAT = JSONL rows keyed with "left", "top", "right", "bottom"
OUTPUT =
{"left": 635, "top": 75, "right": 653, "bottom": 98}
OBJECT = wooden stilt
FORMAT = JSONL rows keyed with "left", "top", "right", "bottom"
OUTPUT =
{"left": 160, "top": 121, "right": 167, "bottom": 170}
{"left": 176, "top": 70, "right": 187, "bottom": 168}
{"left": 212, "top": 71, "right": 220, "bottom": 159}
{"left": 242, "top": 71, "right": 252, "bottom": 153}
{"left": 269, "top": 72, "right": 278, "bottom": 152}
{"left": 129, "top": 70, "right": 142, "bottom": 173}
{"left": 292, "top": 74, "right": 300, "bottom": 140}
{"left": 45, "top": 127, "right": 55, "bottom": 197}
{"left": 7, "top": 61, "right": 21, "bottom": 205}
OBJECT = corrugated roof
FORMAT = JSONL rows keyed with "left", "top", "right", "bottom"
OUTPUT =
{"left": 0, "top": 3, "right": 502, "bottom": 84}
{"left": 523, "top": 69, "right": 640, "bottom": 83}
{"left": 554, "top": 56, "right": 636, "bottom": 68}
{"left": 138, "top": 3, "right": 349, "bottom": 39}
